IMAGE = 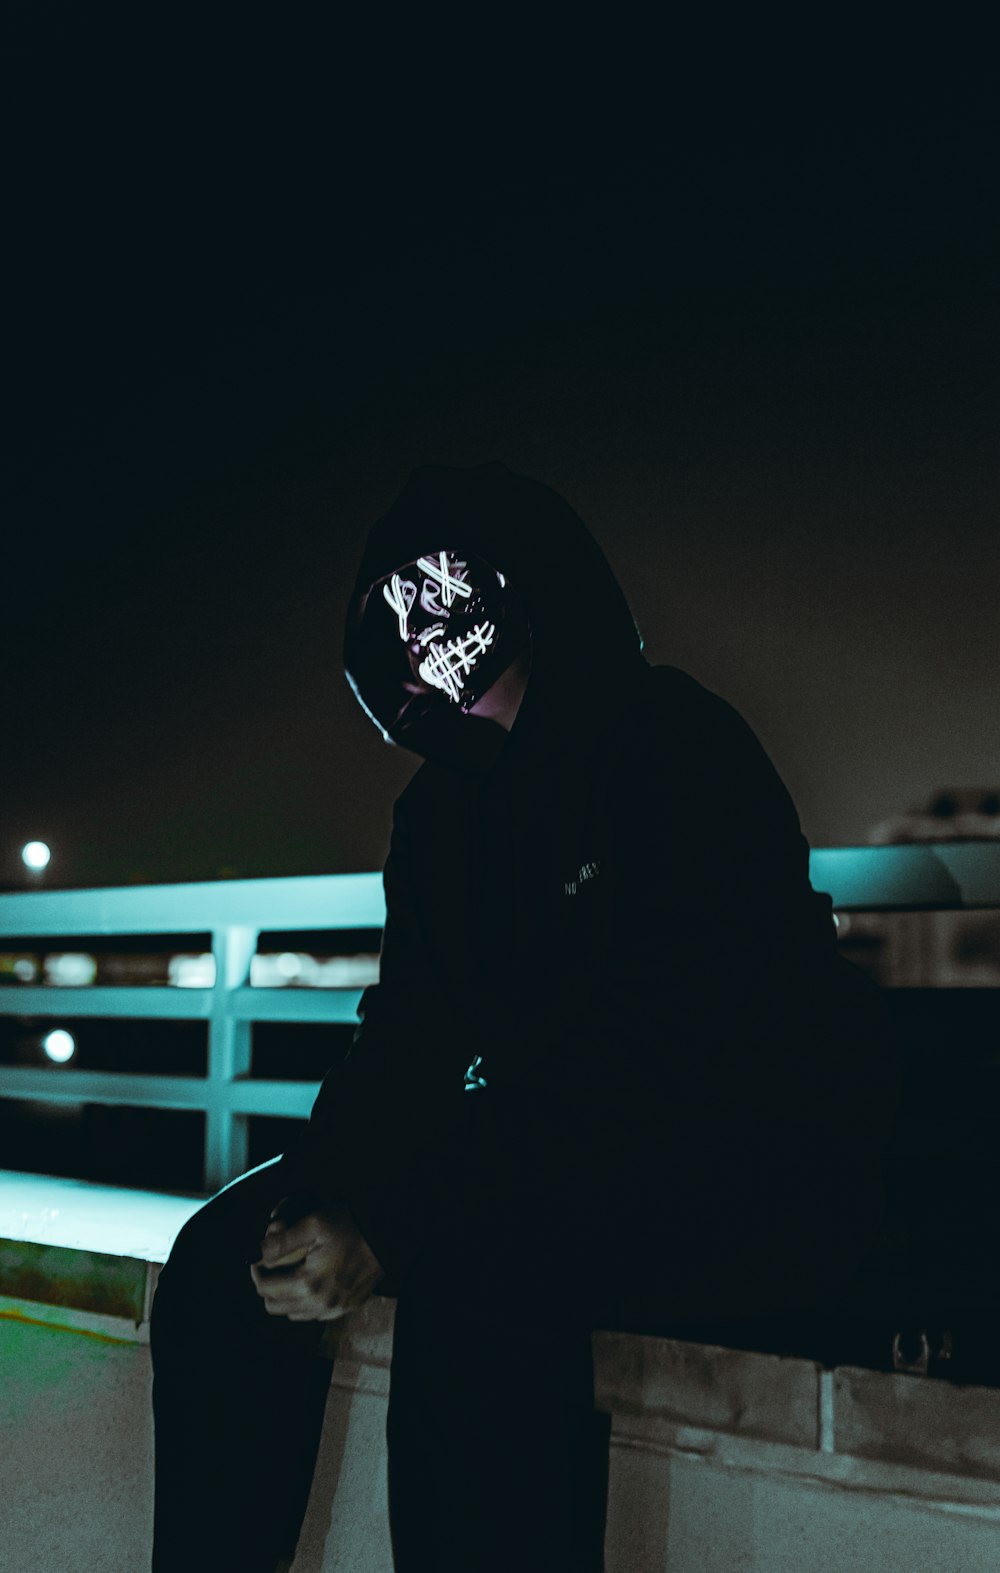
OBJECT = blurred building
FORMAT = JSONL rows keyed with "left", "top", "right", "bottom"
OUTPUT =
{"left": 869, "top": 787, "right": 1000, "bottom": 846}
{"left": 836, "top": 787, "right": 1000, "bottom": 989}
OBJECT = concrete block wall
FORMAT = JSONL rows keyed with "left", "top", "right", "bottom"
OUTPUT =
{"left": 4, "top": 1178, "right": 1000, "bottom": 1571}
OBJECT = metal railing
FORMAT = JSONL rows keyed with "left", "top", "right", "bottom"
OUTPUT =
{"left": 0, "top": 844, "right": 997, "bottom": 1193}
{"left": 0, "top": 874, "right": 384, "bottom": 1191}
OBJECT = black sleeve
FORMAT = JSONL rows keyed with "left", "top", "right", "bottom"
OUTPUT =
{"left": 275, "top": 783, "right": 475, "bottom": 1288}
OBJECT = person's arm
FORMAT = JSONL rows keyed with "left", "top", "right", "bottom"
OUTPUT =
{"left": 275, "top": 780, "right": 473, "bottom": 1287}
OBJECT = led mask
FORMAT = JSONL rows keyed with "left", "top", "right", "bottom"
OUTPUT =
{"left": 372, "top": 549, "right": 529, "bottom": 718}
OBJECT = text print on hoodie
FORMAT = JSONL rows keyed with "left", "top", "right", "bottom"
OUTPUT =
{"left": 277, "top": 463, "right": 899, "bottom": 1310}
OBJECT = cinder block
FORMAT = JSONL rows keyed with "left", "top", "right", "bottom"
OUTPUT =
{"left": 834, "top": 1365, "right": 1000, "bottom": 1481}
{"left": 593, "top": 1330, "right": 820, "bottom": 1450}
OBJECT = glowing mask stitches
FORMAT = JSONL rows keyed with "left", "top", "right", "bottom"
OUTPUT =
{"left": 382, "top": 552, "right": 498, "bottom": 707}
{"left": 417, "top": 621, "right": 497, "bottom": 704}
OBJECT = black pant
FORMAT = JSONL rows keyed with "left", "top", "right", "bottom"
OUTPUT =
{"left": 149, "top": 1131, "right": 629, "bottom": 1572}
{"left": 149, "top": 1096, "right": 836, "bottom": 1571}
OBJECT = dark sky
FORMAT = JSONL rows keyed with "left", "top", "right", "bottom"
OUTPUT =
{"left": 4, "top": 31, "right": 999, "bottom": 888}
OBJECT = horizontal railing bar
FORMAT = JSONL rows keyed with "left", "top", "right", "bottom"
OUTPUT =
{"left": 0, "top": 873, "right": 386, "bottom": 937}
{"left": 0, "top": 987, "right": 214, "bottom": 1020}
{"left": 809, "top": 844, "right": 1000, "bottom": 910}
{"left": 226, "top": 1080, "right": 321, "bottom": 1117}
{"left": 229, "top": 988, "right": 363, "bottom": 1023}
{"left": 0, "top": 987, "right": 365, "bottom": 1025}
{"left": 0, "top": 1068, "right": 214, "bottom": 1107}
{"left": 0, "top": 1066, "right": 322, "bottom": 1117}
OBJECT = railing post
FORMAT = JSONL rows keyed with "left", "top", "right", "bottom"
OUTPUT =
{"left": 205, "top": 924, "right": 258, "bottom": 1193}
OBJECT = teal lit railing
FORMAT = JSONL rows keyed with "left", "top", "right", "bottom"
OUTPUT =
{"left": 0, "top": 846, "right": 997, "bottom": 1193}
{"left": 0, "top": 875, "right": 384, "bottom": 1191}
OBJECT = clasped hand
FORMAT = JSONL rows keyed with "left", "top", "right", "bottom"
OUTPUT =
{"left": 250, "top": 1198, "right": 384, "bottom": 1322}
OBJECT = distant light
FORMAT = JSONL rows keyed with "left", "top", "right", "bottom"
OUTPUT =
{"left": 45, "top": 952, "right": 98, "bottom": 987}
{"left": 42, "top": 1029, "right": 76, "bottom": 1064}
{"left": 22, "top": 841, "right": 51, "bottom": 871}
{"left": 168, "top": 954, "right": 216, "bottom": 989}
{"left": 249, "top": 951, "right": 381, "bottom": 988}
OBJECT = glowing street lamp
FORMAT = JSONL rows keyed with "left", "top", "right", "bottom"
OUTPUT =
{"left": 22, "top": 841, "right": 51, "bottom": 873}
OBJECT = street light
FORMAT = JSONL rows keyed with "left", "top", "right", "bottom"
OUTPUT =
{"left": 42, "top": 1029, "right": 76, "bottom": 1064}
{"left": 22, "top": 841, "right": 51, "bottom": 874}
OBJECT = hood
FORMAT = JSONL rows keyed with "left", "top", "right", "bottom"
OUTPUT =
{"left": 343, "top": 462, "right": 647, "bottom": 774}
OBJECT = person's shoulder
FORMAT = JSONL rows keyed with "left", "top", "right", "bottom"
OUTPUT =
{"left": 625, "top": 665, "right": 796, "bottom": 815}
{"left": 644, "top": 662, "right": 725, "bottom": 709}
{"left": 391, "top": 758, "right": 467, "bottom": 826}
{"left": 628, "top": 663, "right": 754, "bottom": 752}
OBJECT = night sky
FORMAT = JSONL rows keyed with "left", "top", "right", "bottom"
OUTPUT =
{"left": 4, "top": 32, "right": 998, "bottom": 889}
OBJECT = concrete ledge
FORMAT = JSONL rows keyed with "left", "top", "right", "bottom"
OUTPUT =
{"left": 0, "top": 1167, "right": 203, "bottom": 1262}
{"left": 0, "top": 1238, "right": 151, "bottom": 1324}
{"left": 591, "top": 1327, "right": 821, "bottom": 1450}
{"left": 0, "top": 1167, "right": 192, "bottom": 1343}
{"left": 834, "top": 1364, "right": 1000, "bottom": 1483}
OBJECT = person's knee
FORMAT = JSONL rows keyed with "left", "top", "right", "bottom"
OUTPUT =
{"left": 160, "top": 1196, "right": 223, "bottom": 1282}
{"left": 149, "top": 1206, "right": 216, "bottom": 1346}
{"left": 163, "top": 1157, "right": 286, "bottom": 1276}
{"left": 151, "top": 1160, "right": 289, "bottom": 1344}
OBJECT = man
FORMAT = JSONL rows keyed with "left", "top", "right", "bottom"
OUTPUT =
{"left": 150, "top": 462, "right": 897, "bottom": 1571}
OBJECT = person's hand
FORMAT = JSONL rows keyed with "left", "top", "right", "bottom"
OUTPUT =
{"left": 250, "top": 1199, "right": 384, "bottom": 1321}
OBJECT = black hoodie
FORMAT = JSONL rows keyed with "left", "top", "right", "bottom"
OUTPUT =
{"left": 277, "top": 463, "right": 898, "bottom": 1311}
